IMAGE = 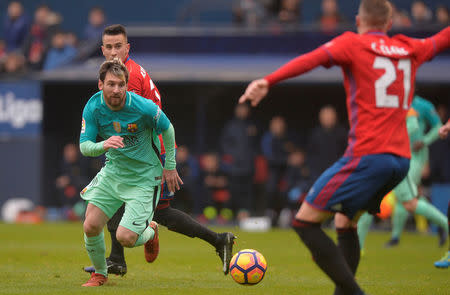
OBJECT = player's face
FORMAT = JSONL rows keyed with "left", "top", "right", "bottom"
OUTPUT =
{"left": 101, "top": 34, "right": 130, "bottom": 62}
{"left": 99, "top": 72, "right": 127, "bottom": 110}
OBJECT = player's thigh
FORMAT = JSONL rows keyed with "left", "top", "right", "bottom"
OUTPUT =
{"left": 120, "top": 185, "right": 161, "bottom": 235}
{"left": 306, "top": 154, "right": 408, "bottom": 219}
{"left": 81, "top": 173, "right": 123, "bottom": 219}
{"left": 393, "top": 174, "right": 417, "bottom": 203}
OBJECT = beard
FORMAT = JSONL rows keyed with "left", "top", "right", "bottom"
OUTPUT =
{"left": 105, "top": 93, "right": 125, "bottom": 109}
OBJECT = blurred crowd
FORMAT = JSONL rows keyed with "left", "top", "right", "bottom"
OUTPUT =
{"left": 56, "top": 102, "right": 450, "bottom": 226}
{"left": 1, "top": 1, "right": 107, "bottom": 76}
{"left": 1, "top": 1, "right": 449, "bottom": 76}
{"left": 232, "top": 0, "right": 449, "bottom": 29}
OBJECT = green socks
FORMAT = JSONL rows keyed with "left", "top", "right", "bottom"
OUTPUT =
{"left": 391, "top": 203, "right": 408, "bottom": 240}
{"left": 357, "top": 212, "right": 374, "bottom": 250}
{"left": 415, "top": 198, "right": 448, "bottom": 232}
{"left": 134, "top": 226, "right": 155, "bottom": 247}
{"left": 84, "top": 232, "right": 107, "bottom": 276}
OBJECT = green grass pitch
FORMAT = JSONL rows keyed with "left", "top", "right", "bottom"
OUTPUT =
{"left": 0, "top": 222, "right": 447, "bottom": 294}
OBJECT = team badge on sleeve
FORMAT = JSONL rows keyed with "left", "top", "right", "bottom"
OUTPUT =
{"left": 113, "top": 121, "right": 121, "bottom": 133}
{"left": 127, "top": 123, "right": 138, "bottom": 133}
{"left": 81, "top": 118, "right": 86, "bottom": 133}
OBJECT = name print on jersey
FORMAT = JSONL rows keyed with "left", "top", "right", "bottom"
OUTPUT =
{"left": 371, "top": 39, "right": 409, "bottom": 56}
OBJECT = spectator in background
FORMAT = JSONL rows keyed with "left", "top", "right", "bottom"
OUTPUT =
{"left": 220, "top": 103, "right": 258, "bottom": 220}
{"left": 307, "top": 105, "right": 347, "bottom": 182}
{"left": 4, "top": 1, "right": 30, "bottom": 52}
{"left": 43, "top": 31, "right": 77, "bottom": 70}
{"left": 83, "top": 7, "right": 106, "bottom": 41}
{"left": 391, "top": 4, "right": 412, "bottom": 29}
{"left": 277, "top": 0, "right": 301, "bottom": 24}
{"left": 0, "top": 52, "right": 26, "bottom": 77}
{"left": 282, "top": 148, "right": 310, "bottom": 226}
{"left": 261, "top": 116, "right": 293, "bottom": 224}
{"left": 21, "top": 4, "right": 52, "bottom": 70}
{"left": 55, "top": 143, "right": 90, "bottom": 220}
{"left": 316, "top": 0, "right": 347, "bottom": 32}
{"left": 411, "top": 0, "right": 433, "bottom": 26}
{"left": 0, "top": 40, "right": 6, "bottom": 60}
{"left": 232, "top": 0, "right": 267, "bottom": 26}
{"left": 436, "top": 5, "right": 450, "bottom": 26}
{"left": 173, "top": 145, "right": 200, "bottom": 214}
{"left": 197, "top": 152, "right": 231, "bottom": 224}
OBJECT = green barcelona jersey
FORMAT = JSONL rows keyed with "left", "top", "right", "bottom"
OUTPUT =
{"left": 410, "top": 95, "right": 441, "bottom": 144}
{"left": 80, "top": 90, "right": 170, "bottom": 187}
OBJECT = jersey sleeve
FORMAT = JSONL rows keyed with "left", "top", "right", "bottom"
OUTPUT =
{"left": 264, "top": 32, "right": 352, "bottom": 86}
{"left": 142, "top": 99, "right": 171, "bottom": 134}
{"left": 320, "top": 32, "right": 353, "bottom": 67}
{"left": 79, "top": 105, "right": 98, "bottom": 143}
{"left": 406, "top": 112, "right": 419, "bottom": 136}
{"left": 422, "top": 101, "right": 442, "bottom": 128}
{"left": 407, "top": 26, "right": 450, "bottom": 65}
{"left": 141, "top": 69, "right": 162, "bottom": 108}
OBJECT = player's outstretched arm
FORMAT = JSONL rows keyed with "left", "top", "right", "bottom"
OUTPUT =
{"left": 239, "top": 47, "right": 331, "bottom": 107}
{"left": 439, "top": 120, "right": 450, "bottom": 139}
{"left": 239, "top": 79, "right": 269, "bottom": 107}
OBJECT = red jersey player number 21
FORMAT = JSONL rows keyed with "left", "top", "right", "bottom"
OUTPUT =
{"left": 239, "top": 1, "right": 449, "bottom": 293}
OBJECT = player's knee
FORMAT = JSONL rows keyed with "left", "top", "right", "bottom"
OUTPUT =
{"left": 83, "top": 220, "right": 103, "bottom": 236}
{"left": 334, "top": 213, "right": 353, "bottom": 228}
{"left": 403, "top": 199, "right": 417, "bottom": 212}
{"left": 116, "top": 231, "right": 138, "bottom": 248}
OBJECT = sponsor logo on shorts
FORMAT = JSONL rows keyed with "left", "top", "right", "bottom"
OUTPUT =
{"left": 132, "top": 221, "right": 143, "bottom": 226}
{"left": 331, "top": 203, "right": 343, "bottom": 211}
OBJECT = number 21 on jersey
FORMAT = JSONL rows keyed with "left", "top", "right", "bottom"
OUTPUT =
{"left": 373, "top": 57, "right": 411, "bottom": 109}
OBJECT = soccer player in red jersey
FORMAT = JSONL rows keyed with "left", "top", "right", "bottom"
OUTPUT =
{"left": 240, "top": 0, "right": 450, "bottom": 293}
{"left": 84, "top": 24, "right": 235, "bottom": 277}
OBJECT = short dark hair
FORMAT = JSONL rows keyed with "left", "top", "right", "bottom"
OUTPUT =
{"left": 99, "top": 58, "right": 129, "bottom": 83}
{"left": 102, "top": 24, "right": 127, "bottom": 40}
{"left": 359, "top": 0, "right": 392, "bottom": 29}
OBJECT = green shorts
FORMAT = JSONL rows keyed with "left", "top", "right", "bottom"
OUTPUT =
{"left": 81, "top": 171, "right": 160, "bottom": 235}
{"left": 393, "top": 154, "right": 424, "bottom": 203}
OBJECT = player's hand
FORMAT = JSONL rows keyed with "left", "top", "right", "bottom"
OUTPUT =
{"left": 162, "top": 169, "right": 183, "bottom": 193}
{"left": 439, "top": 123, "right": 450, "bottom": 139}
{"left": 412, "top": 141, "right": 425, "bottom": 152}
{"left": 239, "top": 79, "right": 269, "bottom": 107}
{"left": 103, "top": 136, "right": 124, "bottom": 150}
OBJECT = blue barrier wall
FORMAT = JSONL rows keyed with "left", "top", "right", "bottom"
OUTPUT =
{"left": 0, "top": 81, "right": 42, "bottom": 208}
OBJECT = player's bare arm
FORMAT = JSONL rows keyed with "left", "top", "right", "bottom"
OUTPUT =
{"left": 439, "top": 121, "right": 450, "bottom": 139}
{"left": 103, "top": 135, "right": 124, "bottom": 150}
{"left": 239, "top": 79, "right": 269, "bottom": 106}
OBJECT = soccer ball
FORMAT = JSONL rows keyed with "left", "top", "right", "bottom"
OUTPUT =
{"left": 229, "top": 249, "right": 267, "bottom": 285}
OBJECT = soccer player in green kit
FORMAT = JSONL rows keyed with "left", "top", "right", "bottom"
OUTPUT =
{"left": 79, "top": 59, "right": 182, "bottom": 287}
{"left": 358, "top": 95, "right": 448, "bottom": 251}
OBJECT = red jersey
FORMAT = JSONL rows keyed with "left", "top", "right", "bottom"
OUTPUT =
{"left": 265, "top": 27, "right": 450, "bottom": 159}
{"left": 124, "top": 55, "right": 168, "bottom": 154}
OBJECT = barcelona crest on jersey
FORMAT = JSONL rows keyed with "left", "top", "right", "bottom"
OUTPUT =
{"left": 127, "top": 123, "right": 138, "bottom": 133}
{"left": 113, "top": 121, "right": 121, "bottom": 133}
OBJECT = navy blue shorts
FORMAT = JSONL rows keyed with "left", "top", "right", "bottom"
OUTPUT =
{"left": 160, "top": 152, "right": 176, "bottom": 201}
{"left": 305, "top": 154, "right": 409, "bottom": 219}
